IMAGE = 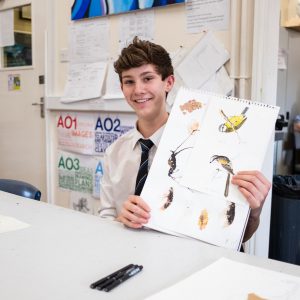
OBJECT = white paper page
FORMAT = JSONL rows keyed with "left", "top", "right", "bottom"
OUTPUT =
{"left": 186, "top": 0, "right": 230, "bottom": 33}
{"left": 146, "top": 257, "right": 300, "bottom": 300}
{"left": 56, "top": 112, "right": 95, "bottom": 155}
{"left": 102, "top": 62, "right": 124, "bottom": 99}
{"left": 180, "top": 91, "right": 279, "bottom": 203}
{"left": 142, "top": 88, "right": 249, "bottom": 250}
{"left": 60, "top": 62, "right": 107, "bottom": 103}
{"left": 94, "top": 112, "right": 135, "bottom": 154}
{"left": 0, "top": 9, "right": 14, "bottom": 47}
{"left": 119, "top": 10, "right": 154, "bottom": 51}
{"left": 69, "top": 18, "right": 109, "bottom": 63}
{"left": 0, "top": 215, "right": 30, "bottom": 233}
{"left": 176, "top": 32, "right": 230, "bottom": 89}
{"left": 200, "top": 66, "right": 233, "bottom": 96}
{"left": 57, "top": 150, "right": 99, "bottom": 195}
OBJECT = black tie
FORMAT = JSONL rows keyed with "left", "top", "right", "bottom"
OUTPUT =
{"left": 134, "top": 139, "right": 154, "bottom": 196}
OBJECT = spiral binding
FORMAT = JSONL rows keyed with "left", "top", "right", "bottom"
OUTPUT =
{"left": 180, "top": 87, "right": 278, "bottom": 110}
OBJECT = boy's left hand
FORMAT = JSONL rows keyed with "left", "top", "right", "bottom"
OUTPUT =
{"left": 231, "top": 170, "right": 271, "bottom": 241}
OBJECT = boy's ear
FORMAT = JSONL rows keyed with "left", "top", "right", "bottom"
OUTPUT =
{"left": 165, "top": 75, "right": 175, "bottom": 92}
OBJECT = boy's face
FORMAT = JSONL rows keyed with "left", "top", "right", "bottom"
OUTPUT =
{"left": 120, "top": 64, "right": 174, "bottom": 123}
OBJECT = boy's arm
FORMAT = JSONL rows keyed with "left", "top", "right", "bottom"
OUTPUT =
{"left": 231, "top": 170, "right": 271, "bottom": 242}
{"left": 99, "top": 154, "right": 117, "bottom": 220}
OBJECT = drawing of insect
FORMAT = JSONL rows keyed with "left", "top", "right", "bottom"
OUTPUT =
{"left": 198, "top": 209, "right": 208, "bottom": 230}
{"left": 180, "top": 99, "right": 203, "bottom": 114}
{"left": 168, "top": 125, "right": 199, "bottom": 180}
{"left": 161, "top": 187, "right": 174, "bottom": 210}
{"left": 224, "top": 202, "right": 235, "bottom": 226}
{"left": 210, "top": 155, "right": 234, "bottom": 197}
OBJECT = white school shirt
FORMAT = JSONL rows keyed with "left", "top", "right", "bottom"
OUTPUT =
{"left": 99, "top": 125, "right": 165, "bottom": 219}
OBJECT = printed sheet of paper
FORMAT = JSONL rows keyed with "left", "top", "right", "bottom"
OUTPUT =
{"left": 69, "top": 18, "right": 109, "bottom": 63}
{"left": 146, "top": 257, "right": 300, "bottom": 300}
{"left": 56, "top": 112, "right": 135, "bottom": 155}
{"left": 103, "top": 62, "right": 124, "bottom": 99}
{"left": 119, "top": 10, "right": 154, "bottom": 51}
{"left": 142, "top": 88, "right": 250, "bottom": 249}
{"left": 0, "top": 215, "right": 30, "bottom": 233}
{"left": 176, "top": 32, "right": 230, "bottom": 89}
{"left": 61, "top": 62, "right": 107, "bottom": 103}
{"left": 57, "top": 151, "right": 99, "bottom": 195}
{"left": 94, "top": 112, "right": 135, "bottom": 154}
{"left": 57, "top": 112, "right": 95, "bottom": 155}
{"left": 180, "top": 90, "right": 279, "bottom": 203}
{"left": 186, "top": 0, "right": 230, "bottom": 33}
{"left": 0, "top": 9, "right": 14, "bottom": 47}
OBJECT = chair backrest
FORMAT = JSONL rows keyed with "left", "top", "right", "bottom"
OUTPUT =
{"left": 0, "top": 179, "right": 41, "bottom": 200}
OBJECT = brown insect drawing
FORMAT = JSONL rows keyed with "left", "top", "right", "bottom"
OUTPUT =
{"left": 198, "top": 209, "right": 208, "bottom": 230}
{"left": 210, "top": 155, "right": 234, "bottom": 197}
{"left": 180, "top": 99, "right": 203, "bottom": 114}
{"left": 161, "top": 187, "right": 174, "bottom": 210}
{"left": 168, "top": 124, "right": 199, "bottom": 180}
{"left": 224, "top": 202, "right": 235, "bottom": 226}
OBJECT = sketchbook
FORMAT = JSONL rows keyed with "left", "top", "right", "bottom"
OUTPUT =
{"left": 141, "top": 87, "right": 279, "bottom": 250}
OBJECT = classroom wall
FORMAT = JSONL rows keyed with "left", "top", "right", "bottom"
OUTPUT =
{"left": 48, "top": 1, "right": 231, "bottom": 97}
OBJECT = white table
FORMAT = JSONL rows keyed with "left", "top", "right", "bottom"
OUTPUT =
{"left": 1, "top": 191, "right": 300, "bottom": 300}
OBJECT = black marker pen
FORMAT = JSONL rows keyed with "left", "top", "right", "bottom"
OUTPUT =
{"left": 103, "top": 265, "right": 143, "bottom": 292}
{"left": 96, "top": 265, "right": 137, "bottom": 290}
{"left": 90, "top": 264, "right": 134, "bottom": 289}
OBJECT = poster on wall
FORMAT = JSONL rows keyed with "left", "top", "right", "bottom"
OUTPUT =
{"left": 56, "top": 112, "right": 136, "bottom": 155}
{"left": 94, "top": 112, "right": 136, "bottom": 154}
{"left": 57, "top": 150, "right": 100, "bottom": 195}
{"left": 71, "top": 0, "right": 185, "bottom": 20}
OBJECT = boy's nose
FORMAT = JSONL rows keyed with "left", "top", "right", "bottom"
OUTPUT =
{"left": 134, "top": 81, "right": 145, "bottom": 94}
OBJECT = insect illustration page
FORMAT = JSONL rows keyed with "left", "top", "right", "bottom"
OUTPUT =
{"left": 141, "top": 87, "right": 253, "bottom": 250}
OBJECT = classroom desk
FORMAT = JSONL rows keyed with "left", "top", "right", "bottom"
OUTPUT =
{"left": 1, "top": 191, "right": 300, "bottom": 300}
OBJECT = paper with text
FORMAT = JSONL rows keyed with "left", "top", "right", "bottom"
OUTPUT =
{"left": 61, "top": 62, "right": 107, "bottom": 103}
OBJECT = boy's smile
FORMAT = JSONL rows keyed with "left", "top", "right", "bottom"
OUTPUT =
{"left": 121, "top": 64, "right": 174, "bottom": 127}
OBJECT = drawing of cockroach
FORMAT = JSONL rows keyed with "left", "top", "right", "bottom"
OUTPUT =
{"left": 168, "top": 127, "right": 199, "bottom": 180}
{"left": 161, "top": 187, "right": 174, "bottom": 210}
{"left": 225, "top": 202, "right": 235, "bottom": 226}
{"left": 198, "top": 209, "right": 208, "bottom": 230}
{"left": 210, "top": 155, "right": 234, "bottom": 197}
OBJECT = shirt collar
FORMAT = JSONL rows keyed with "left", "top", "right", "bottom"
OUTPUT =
{"left": 131, "top": 123, "right": 166, "bottom": 150}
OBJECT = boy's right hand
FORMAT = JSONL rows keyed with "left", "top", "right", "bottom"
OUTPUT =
{"left": 117, "top": 195, "right": 151, "bottom": 228}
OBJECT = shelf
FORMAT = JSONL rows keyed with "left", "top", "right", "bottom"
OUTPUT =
{"left": 45, "top": 96, "right": 134, "bottom": 113}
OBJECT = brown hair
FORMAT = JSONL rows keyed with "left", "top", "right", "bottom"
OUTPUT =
{"left": 114, "top": 36, "right": 174, "bottom": 81}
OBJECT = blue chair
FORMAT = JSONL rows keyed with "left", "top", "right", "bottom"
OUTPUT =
{"left": 0, "top": 179, "right": 41, "bottom": 200}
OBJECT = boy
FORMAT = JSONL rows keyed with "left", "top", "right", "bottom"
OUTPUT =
{"left": 99, "top": 37, "right": 271, "bottom": 242}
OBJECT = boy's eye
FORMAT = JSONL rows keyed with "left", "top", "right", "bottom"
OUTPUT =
{"left": 143, "top": 76, "right": 153, "bottom": 82}
{"left": 123, "top": 80, "right": 134, "bottom": 85}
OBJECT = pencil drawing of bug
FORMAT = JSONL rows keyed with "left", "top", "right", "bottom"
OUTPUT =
{"left": 161, "top": 187, "right": 174, "bottom": 210}
{"left": 168, "top": 124, "right": 199, "bottom": 180}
